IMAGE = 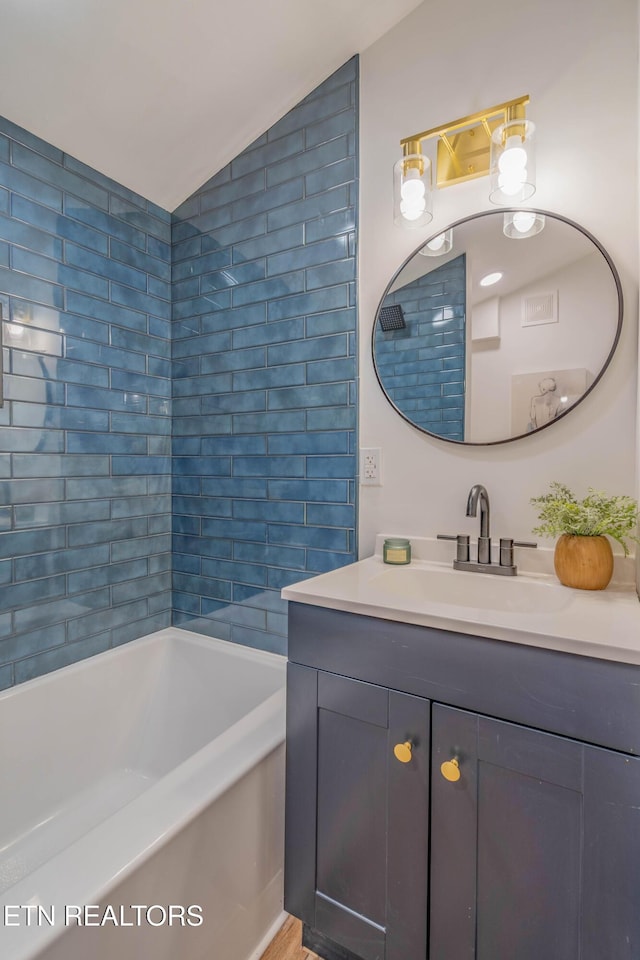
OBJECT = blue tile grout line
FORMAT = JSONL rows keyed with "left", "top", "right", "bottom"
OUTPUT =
{"left": 0, "top": 56, "right": 358, "bottom": 684}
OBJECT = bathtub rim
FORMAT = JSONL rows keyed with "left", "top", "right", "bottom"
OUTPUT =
{"left": 0, "top": 627, "right": 286, "bottom": 960}
{"left": 0, "top": 625, "right": 286, "bottom": 704}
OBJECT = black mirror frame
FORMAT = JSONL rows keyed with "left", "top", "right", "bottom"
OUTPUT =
{"left": 372, "top": 208, "right": 623, "bottom": 446}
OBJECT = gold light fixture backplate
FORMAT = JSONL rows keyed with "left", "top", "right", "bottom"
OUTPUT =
{"left": 401, "top": 95, "right": 529, "bottom": 190}
{"left": 436, "top": 117, "right": 503, "bottom": 187}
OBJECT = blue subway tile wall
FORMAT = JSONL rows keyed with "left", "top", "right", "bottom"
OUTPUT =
{"left": 374, "top": 255, "right": 465, "bottom": 440}
{"left": 0, "top": 117, "right": 172, "bottom": 688}
{"left": 171, "top": 58, "right": 359, "bottom": 654}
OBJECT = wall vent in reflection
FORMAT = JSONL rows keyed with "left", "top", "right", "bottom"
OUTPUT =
{"left": 521, "top": 290, "right": 558, "bottom": 327}
{"left": 379, "top": 304, "right": 406, "bottom": 331}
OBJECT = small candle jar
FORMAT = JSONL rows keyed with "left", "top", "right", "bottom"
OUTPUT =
{"left": 383, "top": 538, "right": 411, "bottom": 565}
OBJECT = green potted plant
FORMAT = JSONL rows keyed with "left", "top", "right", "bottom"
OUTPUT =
{"left": 530, "top": 482, "right": 639, "bottom": 590}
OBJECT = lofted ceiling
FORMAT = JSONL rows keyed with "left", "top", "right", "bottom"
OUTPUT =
{"left": 0, "top": 0, "right": 422, "bottom": 211}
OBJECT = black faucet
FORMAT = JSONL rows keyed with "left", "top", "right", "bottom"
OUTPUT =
{"left": 437, "top": 484, "right": 536, "bottom": 574}
{"left": 466, "top": 484, "right": 491, "bottom": 563}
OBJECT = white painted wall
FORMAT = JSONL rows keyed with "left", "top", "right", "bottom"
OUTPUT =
{"left": 469, "top": 253, "right": 616, "bottom": 441}
{"left": 359, "top": 0, "right": 638, "bottom": 558}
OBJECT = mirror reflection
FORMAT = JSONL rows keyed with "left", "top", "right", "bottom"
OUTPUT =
{"left": 372, "top": 210, "right": 622, "bottom": 444}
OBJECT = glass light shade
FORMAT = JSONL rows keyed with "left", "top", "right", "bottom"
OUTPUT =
{"left": 489, "top": 119, "right": 536, "bottom": 205}
{"left": 503, "top": 210, "right": 546, "bottom": 239}
{"left": 419, "top": 228, "right": 453, "bottom": 257}
{"left": 393, "top": 153, "right": 433, "bottom": 228}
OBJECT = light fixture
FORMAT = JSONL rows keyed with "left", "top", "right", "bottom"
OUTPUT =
{"left": 393, "top": 149, "right": 432, "bottom": 228}
{"left": 489, "top": 102, "right": 535, "bottom": 204}
{"left": 394, "top": 95, "right": 534, "bottom": 228}
{"left": 419, "top": 229, "right": 453, "bottom": 257}
{"left": 503, "top": 210, "right": 546, "bottom": 239}
{"left": 479, "top": 272, "right": 503, "bottom": 287}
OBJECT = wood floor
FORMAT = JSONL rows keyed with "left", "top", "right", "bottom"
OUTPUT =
{"left": 259, "top": 916, "right": 321, "bottom": 960}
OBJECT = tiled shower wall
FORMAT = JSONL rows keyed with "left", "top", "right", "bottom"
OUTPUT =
{"left": 0, "top": 57, "right": 359, "bottom": 683}
{"left": 171, "top": 59, "right": 358, "bottom": 653}
{"left": 0, "top": 117, "right": 172, "bottom": 688}
{"left": 375, "top": 255, "right": 465, "bottom": 440}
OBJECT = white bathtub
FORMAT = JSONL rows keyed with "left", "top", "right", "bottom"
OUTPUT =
{"left": 0, "top": 627, "right": 287, "bottom": 960}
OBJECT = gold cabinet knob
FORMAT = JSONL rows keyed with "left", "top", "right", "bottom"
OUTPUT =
{"left": 440, "top": 757, "right": 461, "bottom": 782}
{"left": 394, "top": 741, "right": 413, "bottom": 763}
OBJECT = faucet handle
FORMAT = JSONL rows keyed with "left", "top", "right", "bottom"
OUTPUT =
{"left": 499, "top": 538, "right": 514, "bottom": 567}
{"left": 437, "top": 533, "right": 470, "bottom": 563}
{"left": 500, "top": 538, "right": 537, "bottom": 567}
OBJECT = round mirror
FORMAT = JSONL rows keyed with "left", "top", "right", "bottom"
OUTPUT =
{"left": 372, "top": 210, "right": 622, "bottom": 445}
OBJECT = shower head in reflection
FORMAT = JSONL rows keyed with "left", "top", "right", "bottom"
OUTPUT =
{"left": 378, "top": 304, "right": 406, "bottom": 332}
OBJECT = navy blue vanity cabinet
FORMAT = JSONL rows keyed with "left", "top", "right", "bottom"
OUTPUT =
{"left": 285, "top": 663, "right": 430, "bottom": 960}
{"left": 431, "top": 704, "right": 640, "bottom": 960}
{"left": 285, "top": 601, "right": 640, "bottom": 960}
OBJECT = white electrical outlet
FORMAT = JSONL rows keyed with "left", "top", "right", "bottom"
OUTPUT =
{"left": 360, "top": 447, "right": 382, "bottom": 486}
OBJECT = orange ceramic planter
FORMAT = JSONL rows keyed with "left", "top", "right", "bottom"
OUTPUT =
{"left": 553, "top": 534, "right": 614, "bottom": 590}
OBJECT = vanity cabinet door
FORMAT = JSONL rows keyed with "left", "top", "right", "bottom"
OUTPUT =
{"left": 430, "top": 703, "right": 640, "bottom": 960}
{"left": 285, "top": 663, "right": 430, "bottom": 960}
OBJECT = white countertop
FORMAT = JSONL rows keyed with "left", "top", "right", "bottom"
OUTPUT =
{"left": 282, "top": 538, "right": 640, "bottom": 665}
